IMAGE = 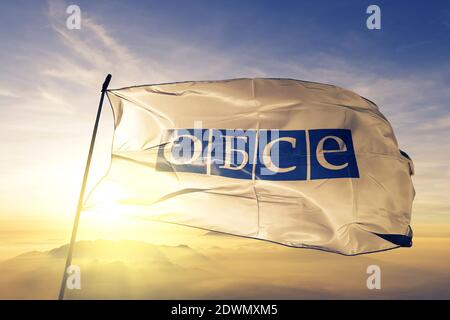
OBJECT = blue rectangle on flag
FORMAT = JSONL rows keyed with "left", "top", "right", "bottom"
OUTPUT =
{"left": 156, "top": 128, "right": 359, "bottom": 181}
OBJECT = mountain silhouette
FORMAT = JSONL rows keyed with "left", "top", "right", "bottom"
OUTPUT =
{"left": 1, "top": 237, "right": 450, "bottom": 299}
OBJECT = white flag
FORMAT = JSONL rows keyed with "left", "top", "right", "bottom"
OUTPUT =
{"left": 85, "top": 78, "right": 414, "bottom": 255}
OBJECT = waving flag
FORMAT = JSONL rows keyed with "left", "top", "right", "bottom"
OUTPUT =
{"left": 85, "top": 78, "right": 414, "bottom": 255}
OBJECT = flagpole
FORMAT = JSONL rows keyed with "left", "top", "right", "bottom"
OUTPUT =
{"left": 58, "top": 74, "right": 112, "bottom": 300}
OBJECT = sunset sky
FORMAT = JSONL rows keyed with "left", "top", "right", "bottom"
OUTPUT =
{"left": 1, "top": 0, "right": 450, "bottom": 265}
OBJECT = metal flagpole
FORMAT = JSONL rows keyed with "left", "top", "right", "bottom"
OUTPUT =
{"left": 58, "top": 74, "right": 112, "bottom": 300}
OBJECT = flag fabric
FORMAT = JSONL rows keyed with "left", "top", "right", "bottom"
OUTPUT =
{"left": 85, "top": 78, "right": 414, "bottom": 255}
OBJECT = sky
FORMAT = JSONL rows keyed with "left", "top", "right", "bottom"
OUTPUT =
{"left": 0, "top": 0, "right": 450, "bottom": 259}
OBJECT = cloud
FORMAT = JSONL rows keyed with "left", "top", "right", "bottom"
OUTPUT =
{"left": 0, "top": 88, "right": 19, "bottom": 98}
{"left": 2, "top": 239, "right": 450, "bottom": 299}
{"left": 45, "top": 0, "right": 143, "bottom": 88}
{"left": 420, "top": 115, "right": 450, "bottom": 130}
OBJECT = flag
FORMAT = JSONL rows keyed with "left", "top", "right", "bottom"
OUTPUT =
{"left": 84, "top": 78, "right": 414, "bottom": 255}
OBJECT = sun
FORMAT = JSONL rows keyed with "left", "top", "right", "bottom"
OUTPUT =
{"left": 82, "top": 180, "right": 131, "bottom": 230}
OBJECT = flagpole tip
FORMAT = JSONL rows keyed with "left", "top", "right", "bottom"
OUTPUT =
{"left": 102, "top": 74, "right": 112, "bottom": 92}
